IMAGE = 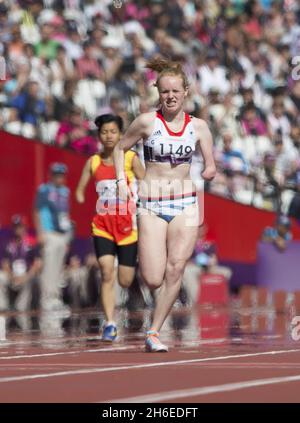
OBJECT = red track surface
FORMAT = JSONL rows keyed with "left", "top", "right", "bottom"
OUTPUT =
{"left": 0, "top": 307, "right": 300, "bottom": 403}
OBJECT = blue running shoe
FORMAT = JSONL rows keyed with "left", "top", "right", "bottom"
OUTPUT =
{"left": 102, "top": 324, "right": 117, "bottom": 342}
{"left": 145, "top": 330, "right": 168, "bottom": 352}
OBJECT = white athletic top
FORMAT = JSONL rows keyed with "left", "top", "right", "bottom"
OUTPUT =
{"left": 143, "top": 110, "right": 197, "bottom": 165}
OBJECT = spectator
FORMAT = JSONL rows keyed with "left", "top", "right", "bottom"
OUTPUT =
{"left": 217, "top": 131, "right": 249, "bottom": 176}
{"left": 262, "top": 214, "right": 292, "bottom": 252}
{"left": 101, "top": 35, "right": 123, "bottom": 87}
{"left": 34, "top": 162, "right": 73, "bottom": 312}
{"left": 214, "top": 131, "right": 250, "bottom": 201}
{"left": 8, "top": 80, "right": 46, "bottom": 138}
{"left": 281, "top": 10, "right": 300, "bottom": 57}
{"left": 53, "top": 79, "right": 77, "bottom": 122}
{"left": 22, "top": 43, "right": 51, "bottom": 98}
{"left": 288, "top": 171, "right": 300, "bottom": 225}
{"left": 194, "top": 224, "right": 232, "bottom": 280}
{"left": 34, "top": 23, "right": 60, "bottom": 61}
{"left": 198, "top": 48, "right": 231, "bottom": 96}
{"left": 50, "top": 45, "right": 75, "bottom": 98}
{"left": 240, "top": 102, "right": 269, "bottom": 137}
{"left": 273, "top": 134, "right": 298, "bottom": 186}
{"left": 238, "top": 87, "right": 266, "bottom": 122}
{"left": 255, "top": 152, "right": 281, "bottom": 211}
{"left": 267, "top": 101, "right": 291, "bottom": 138}
{"left": 63, "top": 254, "right": 88, "bottom": 309}
{"left": 76, "top": 41, "right": 103, "bottom": 80}
{"left": 286, "top": 125, "right": 300, "bottom": 161}
{"left": 55, "top": 105, "right": 98, "bottom": 155}
{"left": 289, "top": 81, "right": 300, "bottom": 115}
{"left": 39, "top": 96, "right": 59, "bottom": 144}
{"left": 0, "top": 215, "right": 42, "bottom": 312}
{"left": 62, "top": 24, "right": 83, "bottom": 61}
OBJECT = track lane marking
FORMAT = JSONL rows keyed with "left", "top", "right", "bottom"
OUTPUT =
{"left": 0, "top": 348, "right": 299, "bottom": 384}
{"left": 107, "top": 374, "right": 300, "bottom": 403}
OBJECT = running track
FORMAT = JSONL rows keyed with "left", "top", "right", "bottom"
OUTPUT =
{"left": 0, "top": 307, "right": 300, "bottom": 403}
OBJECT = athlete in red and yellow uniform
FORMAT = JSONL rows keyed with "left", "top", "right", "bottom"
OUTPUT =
{"left": 76, "top": 114, "right": 145, "bottom": 341}
{"left": 91, "top": 149, "right": 138, "bottom": 245}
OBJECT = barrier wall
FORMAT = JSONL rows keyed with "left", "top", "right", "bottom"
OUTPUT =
{"left": 1, "top": 130, "right": 300, "bottom": 269}
{"left": 256, "top": 241, "right": 300, "bottom": 291}
{"left": 0, "top": 131, "right": 96, "bottom": 238}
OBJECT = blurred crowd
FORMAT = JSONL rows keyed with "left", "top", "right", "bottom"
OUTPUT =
{"left": 0, "top": 0, "right": 300, "bottom": 214}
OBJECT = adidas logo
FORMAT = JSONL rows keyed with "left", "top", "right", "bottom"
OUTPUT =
{"left": 153, "top": 130, "right": 162, "bottom": 136}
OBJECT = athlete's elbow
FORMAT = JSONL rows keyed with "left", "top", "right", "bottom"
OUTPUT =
{"left": 116, "top": 140, "right": 128, "bottom": 152}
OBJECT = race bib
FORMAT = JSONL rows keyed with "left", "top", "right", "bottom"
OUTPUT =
{"left": 96, "top": 179, "right": 118, "bottom": 202}
{"left": 12, "top": 259, "right": 27, "bottom": 277}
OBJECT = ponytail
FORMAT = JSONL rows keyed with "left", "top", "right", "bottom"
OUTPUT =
{"left": 146, "top": 57, "right": 189, "bottom": 90}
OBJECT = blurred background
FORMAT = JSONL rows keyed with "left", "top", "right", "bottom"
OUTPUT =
{"left": 0, "top": 0, "right": 300, "bottom": 337}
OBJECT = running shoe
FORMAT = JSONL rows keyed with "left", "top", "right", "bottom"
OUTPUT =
{"left": 102, "top": 323, "right": 117, "bottom": 342}
{"left": 145, "top": 330, "right": 168, "bottom": 352}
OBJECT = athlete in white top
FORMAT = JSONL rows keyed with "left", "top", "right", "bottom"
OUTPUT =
{"left": 114, "top": 57, "right": 216, "bottom": 352}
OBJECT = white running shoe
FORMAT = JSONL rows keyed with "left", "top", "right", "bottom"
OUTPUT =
{"left": 145, "top": 330, "right": 168, "bottom": 352}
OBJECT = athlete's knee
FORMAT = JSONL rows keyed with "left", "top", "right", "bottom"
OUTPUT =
{"left": 98, "top": 260, "right": 114, "bottom": 284}
{"left": 141, "top": 272, "right": 163, "bottom": 290}
{"left": 118, "top": 273, "right": 134, "bottom": 288}
{"left": 165, "top": 258, "right": 186, "bottom": 281}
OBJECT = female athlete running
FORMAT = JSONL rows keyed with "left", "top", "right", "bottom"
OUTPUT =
{"left": 76, "top": 114, "right": 145, "bottom": 341}
{"left": 114, "top": 58, "right": 216, "bottom": 352}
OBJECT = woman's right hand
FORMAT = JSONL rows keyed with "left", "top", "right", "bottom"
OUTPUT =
{"left": 75, "top": 190, "right": 85, "bottom": 204}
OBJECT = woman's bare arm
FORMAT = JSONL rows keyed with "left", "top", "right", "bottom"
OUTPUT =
{"left": 132, "top": 154, "right": 146, "bottom": 181}
{"left": 195, "top": 119, "right": 216, "bottom": 181}
{"left": 113, "top": 113, "right": 152, "bottom": 182}
{"left": 75, "top": 158, "right": 92, "bottom": 203}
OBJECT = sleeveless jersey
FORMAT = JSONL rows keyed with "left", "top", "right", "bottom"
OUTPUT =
{"left": 90, "top": 150, "right": 137, "bottom": 244}
{"left": 90, "top": 150, "right": 136, "bottom": 208}
{"left": 143, "top": 110, "right": 197, "bottom": 165}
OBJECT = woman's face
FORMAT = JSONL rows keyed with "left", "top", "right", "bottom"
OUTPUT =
{"left": 99, "top": 121, "right": 121, "bottom": 149}
{"left": 70, "top": 112, "right": 82, "bottom": 126}
{"left": 158, "top": 75, "right": 187, "bottom": 115}
{"left": 57, "top": 48, "right": 66, "bottom": 61}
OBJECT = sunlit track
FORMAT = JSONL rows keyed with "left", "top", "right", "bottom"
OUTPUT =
{"left": 0, "top": 348, "right": 299, "bottom": 384}
{"left": 0, "top": 307, "right": 299, "bottom": 402}
{"left": 0, "top": 345, "right": 138, "bottom": 360}
{"left": 106, "top": 374, "right": 300, "bottom": 403}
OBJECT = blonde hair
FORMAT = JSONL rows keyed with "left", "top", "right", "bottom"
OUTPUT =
{"left": 146, "top": 57, "right": 189, "bottom": 90}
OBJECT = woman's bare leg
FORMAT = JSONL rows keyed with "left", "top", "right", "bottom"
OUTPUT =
{"left": 150, "top": 204, "right": 199, "bottom": 332}
{"left": 137, "top": 211, "right": 168, "bottom": 290}
{"left": 118, "top": 265, "right": 136, "bottom": 288}
{"left": 98, "top": 255, "right": 116, "bottom": 322}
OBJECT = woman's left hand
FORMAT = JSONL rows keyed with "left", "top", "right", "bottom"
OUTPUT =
{"left": 202, "top": 165, "right": 217, "bottom": 181}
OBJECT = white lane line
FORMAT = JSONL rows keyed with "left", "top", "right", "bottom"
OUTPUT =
{"left": 0, "top": 345, "right": 137, "bottom": 360}
{"left": 0, "top": 348, "right": 299, "bottom": 384}
{"left": 107, "top": 374, "right": 300, "bottom": 403}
